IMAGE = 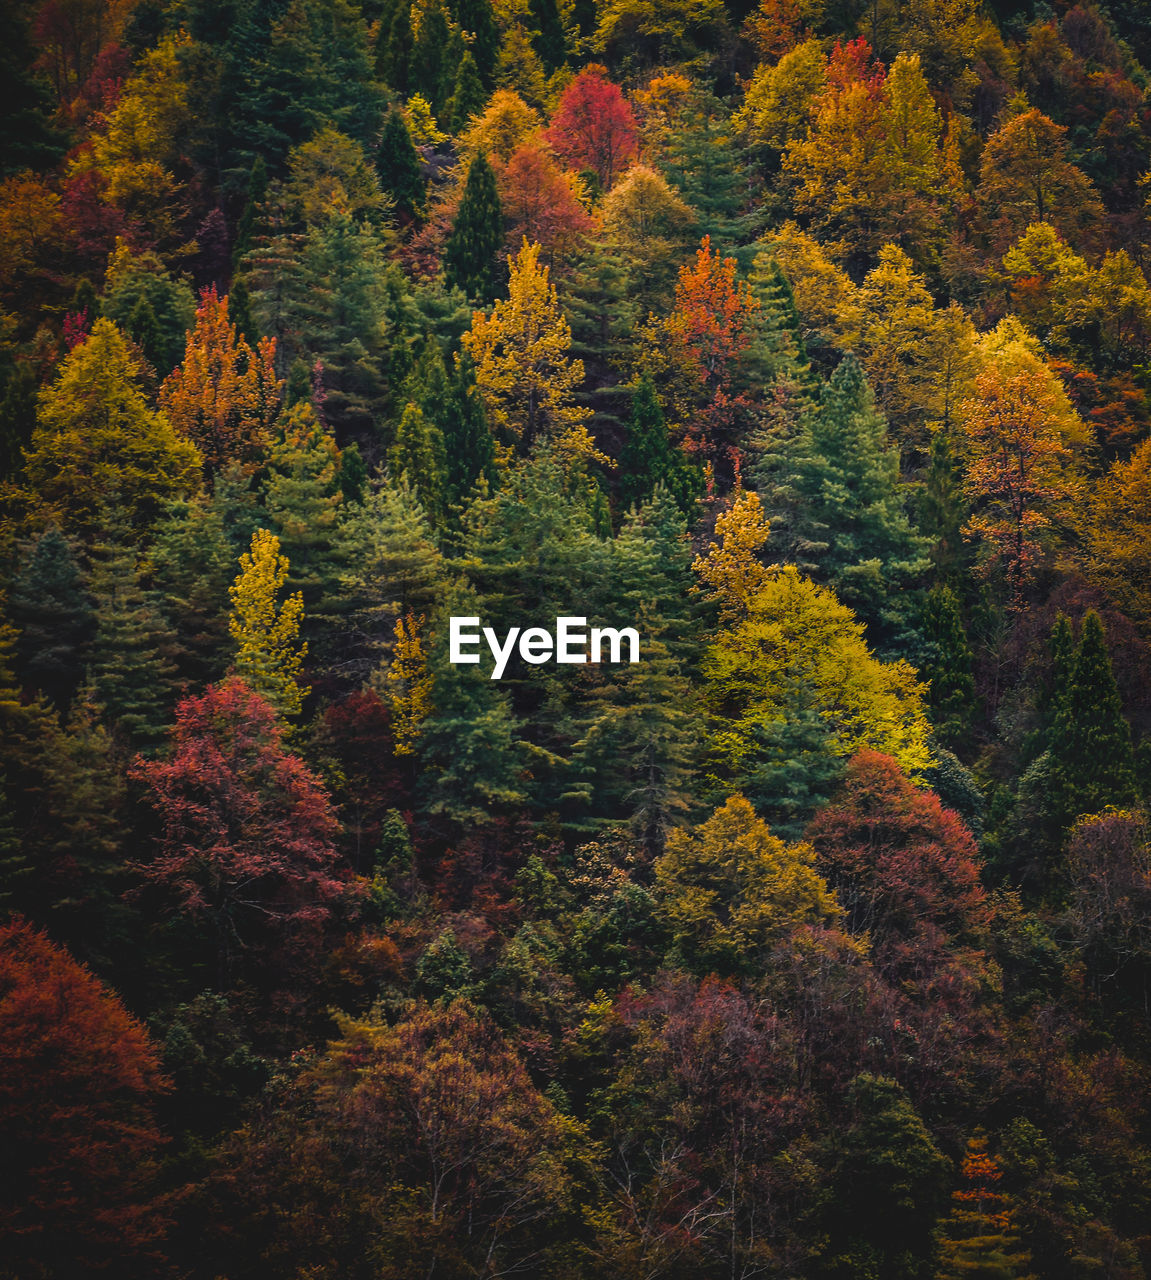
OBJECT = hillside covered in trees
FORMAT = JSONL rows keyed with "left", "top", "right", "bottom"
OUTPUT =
{"left": 3, "top": 0, "right": 1151, "bottom": 1274}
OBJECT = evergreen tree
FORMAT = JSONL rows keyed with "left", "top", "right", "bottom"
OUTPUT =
{"left": 921, "top": 424, "right": 970, "bottom": 587}
{"left": 231, "top": 157, "right": 269, "bottom": 272}
{"left": 0, "top": 7, "right": 67, "bottom": 175}
{"left": 451, "top": 0, "right": 500, "bottom": 86}
{"left": 528, "top": 0, "right": 566, "bottom": 73}
{"left": 264, "top": 403, "right": 346, "bottom": 613}
{"left": 8, "top": 528, "right": 94, "bottom": 712}
{"left": 413, "top": 0, "right": 453, "bottom": 117}
{"left": 381, "top": 0, "right": 414, "bottom": 96}
{"left": 618, "top": 376, "right": 700, "bottom": 516}
{"left": 337, "top": 440, "right": 368, "bottom": 505}
{"left": 743, "top": 252, "right": 813, "bottom": 393}
{"left": 1049, "top": 611, "right": 1138, "bottom": 824}
{"left": 444, "top": 152, "right": 504, "bottom": 302}
{"left": 442, "top": 350, "right": 497, "bottom": 508}
{"left": 446, "top": 48, "right": 487, "bottom": 133}
{"left": 389, "top": 401, "right": 447, "bottom": 523}
{"left": 920, "top": 585, "right": 975, "bottom": 750}
{"left": 101, "top": 255, "right": 196, "bottom": 379}
{"left": 377, "top": 107, "right": 425, "bottom": 222}
{"left": 658, "top": 99, "right": 746, "bottom": 248}
{"left": 562, "top": 237, "right": 637, "bottom": 435}
{"left": 758, "top": 353, "right": 929, "bottom": 656}
{"left": 88, "top": 536, "right": 178, "bottom": 756}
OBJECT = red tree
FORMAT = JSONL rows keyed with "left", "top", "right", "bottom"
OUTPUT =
{"left": 499, "top": 139, "right": 594, "bottom": 265}
{"left": 806, "top": 751, "right": 992, "bottom": 976}
{"left": 546, "top": 64, "right": 639, "bottom": 190}
{"left": 132, "top": 677, "right": 359, "bottom": 988}
{"left": 0, "top": 919, "right": 168, "bottom": 1274}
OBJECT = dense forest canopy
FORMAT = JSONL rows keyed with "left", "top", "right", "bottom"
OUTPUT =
{"left": 2, "top": 0, "right": 1151, "bottom": 1274}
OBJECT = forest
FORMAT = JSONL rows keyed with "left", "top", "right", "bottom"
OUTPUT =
{"left": 1, "top": 0, "right": 1151, "bottom": 1274}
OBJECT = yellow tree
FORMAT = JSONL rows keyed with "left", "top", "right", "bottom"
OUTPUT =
{"left": 383, "top": 612, "right": 433, "bottom": 756}
{"left": 159, "top": 287, "right": 281, "bottom": 477}
{"left": 228, "top": 529, "right": 308, "bottom": 720}
{"left": 1084, "top": 436, "right": 1151, "bottom": 634}
{"left": 692, "top": 488, "right": 774, "bottom": 623}
{"left": 462, "top": 238, "right": 591, "bottom": 451}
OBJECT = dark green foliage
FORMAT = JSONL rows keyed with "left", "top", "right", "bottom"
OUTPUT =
{"left": 389, "top": 401, "right": 446, "bottom": 523}
{"left": 231, "top": 156, "right": 268, "bottom": 271}
{"left": 528, "top": 0, "right": 566, "bottom": 72}
{"left": 1048, "top": 611, "right": 1137, "bottom": 824}
{"left": 822, "top": 1074, "right": 950, "bottom": 1280}
{"left": 921, "top": 585, "right": 976, "bottom": 749}
{"left": 450, "top": 0, "right": 500, "bottom": 85}
{"left": 0, "top": 8, "right": 67, "bottom": 176}
{"left": 618, "top": 376, "right": 701, "bottom": 517}
{"left": 377, "top": 108, "right": 425, "bottom": 221}
{"left": 921, "top": 425, "right": 970, "bottom": 587}
{"left": 377, "top": 0, "right": 414, "bottom": 95}
{"left": 337, "top": 440, "right": 367, "bottom": 505}
{"left": 444, "top": 151, "right": 504, "bottom": 302}
{"left": 446, "top": 48, "right": 487, "bottom": 132}
{"left": 413, "top": 0, "right": 453, "bottom": 117}
{"left": 759, "top": 353, "right": 929, "bottom": 656}
{"left": 102, "top": 264, "right": 196, "bottom": 378}
{"left": 88, "top": 535, "right": 178, "bottom": 755}
{"left": 0, "top": 353, "right": 37, "bottom": 481}
{"left": 658, "top": 99, "right": 746, "bottom": 247}
{"left": 442, "top": 350, "right": 497, "bottom": 508}
{"left": 8, "top": 527, "right": 94, "bottom": 712}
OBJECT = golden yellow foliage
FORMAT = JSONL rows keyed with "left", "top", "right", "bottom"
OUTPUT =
{"left": 385, "top": 612, "right": 434, "bottom": 756}
{"left": 692, "top": 489, "right": 774, "bottom": 622}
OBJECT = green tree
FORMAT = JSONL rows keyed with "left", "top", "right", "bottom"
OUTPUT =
{"left": 528, "top": 0, "right": 566, "bottom": 72}
{"left": 618, "top": 376, "right": 701, "bottom": 515}
{"left": 445, "top": 151, "right": 504, "bottom": 302}
{"left": 758, "top": 353, "right": 928, "bottom": 655}
{"left": 8, "top": 527, "right": 94, "bottom": 712}
{"left": 446, "top": 47, "right": 487, "bottom": 133}
{"left": 920, "top": 585, "right": 975, "bottom": 750}
{"left": 452, "top": 0, "right": 500, "bottom": 85}
{"left": 377, "top": 106, "right": 425, "bottom": 221}
{"left": 378, "top": 0, "right": 414, "bottom": 95}
{"left": 101, "top": 249, "right": 196, "bottom": 377}
{"left": 389, "top": 401, "right": 447, "bottom": 523}
{"left": 1048, "top": 611, "right": 1137, "bottom": 824}
{"left": 413, "top": 0, "right": 453, "bottom": 117}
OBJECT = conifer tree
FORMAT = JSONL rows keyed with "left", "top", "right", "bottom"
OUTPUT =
{"left": 451, "top": 0, "right": 500, "bottom": 85}
{"left": 920, "top": 584, "right": 975, "bottom": 749}
{"left": 445, "top": 151, "right": 504, "bottom": 301}
{"left": 383, "top": 612, "right": 434, "bottom": 756}
{"left": 264, "top": 403, "right": 346, "bottom": 612}
{"left": 88, "top": 536, "right": 178, "bottom": 756}
{"left": 442, "top": 350, "right": 497, "bottom": 507}
{"left": 1049, "top": 611, "right": 1137, "bottom": 824}
{"left": 8, "top": 528, "right": 94, "bottom": 712}
{"left": 413, "top": 0, "right": 453, "bottom": 117}
{"left": 228, "top": 529, "right": 309, "bottom": 722}
{"left": 390, "top": 401, "right": 447, "bottom": 524}
{"left": 921, "top": 424, "right": 969, "bottom": 586}
{"left": 618, "top": 376, "right": 700, "bottom": 515}
{"left": 528, "top": 0, "right": 566, "bottom": 72}
{"left": 231, "top": 157, "right": 268, "bottom": 272}
{"left": 379, "top": 0, "right": 414, "bottom": 95}
{"left": 377, "top": 107, "right": 425, "bottom": 222}
{"left": 758, "top": 353, "right": 928, "bottom": 654}
{"left": 446, "top": 49, "right": 487, "bottom": 133}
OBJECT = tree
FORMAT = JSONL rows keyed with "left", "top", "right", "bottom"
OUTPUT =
{"left": 377, "top": 0, "right": 414, "bottom": 95}
{"left": 377, "top": 106, "right": 425, "bottom": 222}
{"left": 805, "top": 749, "right": 991, "bottom": 981}
{"left": 25, "top": 319, "right": 202, "bottom": 541}
{"left": 452, "top": 0, "right": 500, "bottom": 85}
{"left": 692, "top": 487, "right": 775, "bottom": 623}
{"left": 499, "top": 140, "right": 594, "bottom": 266}
{"left": 228, "top": 529, "right": 309, "bottom": 721}
{"left": 758, "top": 353, "right": 929, "bottom": 654}
{"left": 390, "top": 400, "right": 447, "bottom": 522}
{"left": 978, "top": 108, "right": 1105, "bottom": 250}
{"left": 919, "top": 585, "right": 975, "bottom": 748}
{"left": 656, "top": 794, "right": 840, "bottom": 977}
{"left": 100, "top": 246, "right": 196, "bottom": 378}
{"left": 960, "top": 361, "right": 1081, "bottom": 602}
{"left": 701, "top": 567, "right": 934, "bottom": 799}
{"left": 1085, "top": 436, "right": 1151, "bottom": 633}
{"left": 619, "top": 375, "right": 700, "bottom": 513}
{"left": 736, "top": 38, "right": 827, "bottom": 153}
{"left": 413, "top": 0, "right": 453, "bottom": 116}
{"left": 937, "top": 1133, "right": 1037, "bottom": 1280}
{"left": 1048, "top": 611, "right": 1138, "bottom": 825}
{"left": 385, "top": 611, "right": 433, "bottom": 756}
{"left": 529, "top": 0, "right": 566, "bottom": 72}
{"left": 132, "top": 678, "right": 353, "bottom": 990}
{"left": 463, "top": 238, "right": 591, "bottom": 451}
{"left": 547, "top": 64, "right": 639, "bottom": 190}
{"left": 0, "top": 920, "right": 167, "bottom": 1277}
{"left": 200, "top": 1000, "right": 585, "bottom": 1276}
{"left": 159, "top": 286, "right": 281, "bottom": 478}
{"left": 7, "top": 526, "right": 94, "bottom": 711}
{"left": 446, "top": 48, "right": 487, "bottom": 134}
{"left": 445, "top": 151, "right": 504, "bottom": 302}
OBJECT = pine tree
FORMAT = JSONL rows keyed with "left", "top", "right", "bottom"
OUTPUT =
{"left": 390, "top": 401, "right": 447, "bottom": 523}
{"left": 264, "top": 403, "right": 346, "bottom": 612}
{"left": 921, "top": 424, "right": 970, "bottom": 586}
{"left": 758, "top": 353, "right": 929, "bottom": 655}
{"left": 451, "top": 0, "right": 500, "bottom": 85}
{"left": 8, "top": 528, "right": 94, "bottom": 712}
{"left": 744, "top": 252, "right": 813, "bottom": 393}
{"left": 377, "top": 107, "right": 426, "bottom": 222}
{"left": 379, "top": 0, "right": 414, "bottom": 95}
{"left": 413, "top": 0, "right": 453, "bottom": 117}
{"left": 0, "top": 7, "right": 66, "bottom": 176}
{"left": 1049, "top": 611, "right": 1138, "bottom": 824}
{"left": 446, "top": 48, "right": 487, "bottom": 134}
{"left": 445, "top": 151, "right": 504, "bottom": 301}
{"left": 528, "top": 0, "right": 566, "bottom": 73}
{"left": 228, "top": 529, "right": 309, "bottom": 721}
{"left": 920, "top": 585, "right": 975, "bottom": 750}
{"left": 617, "top": 376, "right": 700, "bottom": 515}
{"left": 442, "top": 350, "right": 497, "bottom": 508}
{"left": 88, "top": 536, "right": 178, "bottom": 756}
{"left": 231, "top": 157, "right": 268, "bottom": 272}
{"left": 562, "top": 237, "right": 637, "bottom": 436}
